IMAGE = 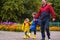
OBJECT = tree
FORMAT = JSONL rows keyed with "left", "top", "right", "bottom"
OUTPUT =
{"left": 0, "top": 0, "right": 60, "bottom": 23}
{"left": 0, "top": 0, "right": 41, "bottom": 23}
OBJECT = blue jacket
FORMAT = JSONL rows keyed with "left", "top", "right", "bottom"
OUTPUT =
{"left": 30, "top": 20, "right": 38, "bottom": 31}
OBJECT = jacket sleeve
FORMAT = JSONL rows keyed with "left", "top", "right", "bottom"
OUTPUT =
{"left": 49, "top": 5, "right": 56, "bottom": 18}
{"left": 22, "top": 22, "right": 25, "bottom": 31}
{"left": 22, "top": 23, "right": 24, "bottom": 31}
{"left": 35, "top": 7, "right": 41, "bottom": 19}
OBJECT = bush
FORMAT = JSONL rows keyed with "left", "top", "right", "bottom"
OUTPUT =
{"left": 0, "top": 24, "right": 60, "bottom": 32}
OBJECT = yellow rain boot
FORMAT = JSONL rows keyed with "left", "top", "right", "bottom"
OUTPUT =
{"left": 33, "top": 34, "right": 36, "bottom": 39}
{"left": 24, "top": 35, "right": 27, "bottom": 39}
{"left": 26, "top": 35, "right": 29, "bottom": 38}
{"left": 26, "top": 34, "right": 30, "bottom": 38}
{"left": 27, "top": 33, "right": 31, "bottom": 37}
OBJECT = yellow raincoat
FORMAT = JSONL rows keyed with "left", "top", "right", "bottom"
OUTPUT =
{"left": 22, "top": 21, "right": 30, "bottom": 32}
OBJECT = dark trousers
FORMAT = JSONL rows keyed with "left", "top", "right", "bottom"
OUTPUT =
{"left": 30, "top": 29, "right": 36, "bottom": 35}
{"left": 40, "top": 19, "right": 50, "bottom": 39}
{"left": 25, "top": 31, "right": 27, "bottom": 35}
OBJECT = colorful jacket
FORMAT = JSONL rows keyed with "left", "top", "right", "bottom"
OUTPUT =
{"left": 22, "top": 21, "right": 30, "bottom": 32}
{"left": 35, "top": 4, "right": 56, "bottom": 19}
{"left": 30, "top": 19, "right": 38, "bottom": 31}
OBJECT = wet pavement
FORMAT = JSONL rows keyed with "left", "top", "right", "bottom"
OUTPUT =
{"left": 0, "top": 31, "right": 60, "bottom": 40}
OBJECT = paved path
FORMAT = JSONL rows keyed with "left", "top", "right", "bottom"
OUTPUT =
{"left": 0, "top": 31, "right": 60, "bottom": 40}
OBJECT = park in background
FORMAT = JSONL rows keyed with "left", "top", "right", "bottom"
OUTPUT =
{"left": 0, "top": 0, "right": 60, "bottom": 32}
{"left": 0, "top": 22, "right": 60, "bottom": 31}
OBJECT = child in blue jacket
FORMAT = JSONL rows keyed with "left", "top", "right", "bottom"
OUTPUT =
{"left": 28, "top": 12, "right": 38, "bottom": 38}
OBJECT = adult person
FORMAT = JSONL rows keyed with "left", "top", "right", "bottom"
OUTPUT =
{"left": 35, "top": 0, "right": 56, "bottom": 40}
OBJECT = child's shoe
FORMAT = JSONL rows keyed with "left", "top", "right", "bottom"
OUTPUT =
{"left": 26, "top": 34, "right": 30, "bottom": 38}
{"left": 28, "top": 33, "right": 31, "bottom": 37}
{"left": 33, "top": 34, "right": 36, "bottom": 39}
{"left": 24, "top": 35, "right": 27, "bottom": 39}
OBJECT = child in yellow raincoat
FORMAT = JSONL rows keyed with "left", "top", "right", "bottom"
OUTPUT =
{"left": 22, "top": 18, "right": 30, "bottom": 38}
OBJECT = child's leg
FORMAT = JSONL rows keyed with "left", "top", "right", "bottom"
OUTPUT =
{"left": 25, "top": 31, "right": 27, "bottom": 35}
{"left": 34, "top": 30, "right": 36, "bottom": 35}
{"left": 29, "top": 29, "right": 32, "bottom": 35}
{"left": 33, "top": 30, "right": 36, "bottom": 38}
{"left": 30, "top": 29, "right": 32, "bottom": 33}
{"left": 24, "top": 31, "right": 27, "bottom": 38}
{"left": 27, "top": 29, "right": 32, "bottom": 37}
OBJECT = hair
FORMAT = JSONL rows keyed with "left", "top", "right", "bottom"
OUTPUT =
{"left": 25, "top": 18, "right": 29, "bottom": 22}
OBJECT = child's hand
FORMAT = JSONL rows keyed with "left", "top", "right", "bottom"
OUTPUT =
{"left": 33, "top": 19, "right": 36, "bottom": 21}
{"left": 52, "top": 18, "right": 55, "bottom": 22}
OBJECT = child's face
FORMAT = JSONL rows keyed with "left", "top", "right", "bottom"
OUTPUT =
{"left": 25, "top": 18, "right": 29, "bottom": 22}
